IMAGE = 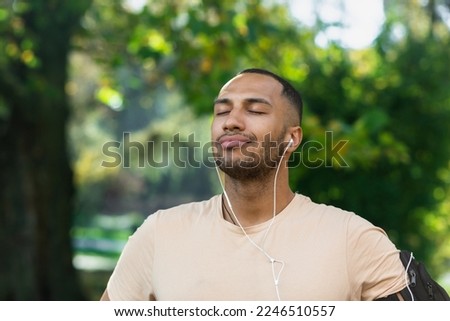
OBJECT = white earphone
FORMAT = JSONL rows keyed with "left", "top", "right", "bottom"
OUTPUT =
{"left": 284, "top": 138, "right": 294, "bottom": 152}
{"left": 215, "top": 136, "right": 294, "bottom": 301}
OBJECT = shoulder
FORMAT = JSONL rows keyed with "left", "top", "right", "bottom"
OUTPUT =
{"left": 154, "top": 194, "right": 220, "bottom": 217}
{"left": 293, "top": 194, "right": 386, "bottom": 244}
{"left": 125, "top": 194, "right": 220, "bottom": 246}
{"left": 295, "top": 194, "right": 370, "bottom": 227}
{"left": 142, "top": 194, "right": 220, "bottom": 227}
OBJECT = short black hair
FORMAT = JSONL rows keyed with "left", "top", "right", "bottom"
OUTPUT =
{"left": 237, "top": 68, "right": 303, "bottom": 125}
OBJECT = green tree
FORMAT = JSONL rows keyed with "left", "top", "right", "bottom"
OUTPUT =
{"left": 74, "top": 0, "right": 449, "bottom": 280}
{"left": 1, "top": 0, "right": 448, "bottom": 300}
{"left": 289, "top": 0, "right": 450, "bottom": 275}
{"left": 0, "top": 0, "right": 91, "bottom": 300}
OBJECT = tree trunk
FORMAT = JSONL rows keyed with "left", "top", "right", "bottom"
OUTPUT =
{"left": 0, "top": 0, "right": 91, "bottom": 300}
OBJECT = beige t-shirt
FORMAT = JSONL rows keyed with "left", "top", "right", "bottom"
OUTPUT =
{"left": 106, "top": 194, "right": 406, "bottom": 300}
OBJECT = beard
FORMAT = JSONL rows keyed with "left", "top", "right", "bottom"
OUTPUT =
{"left": 214, "top": 131, "right": 287, "bottom": 181}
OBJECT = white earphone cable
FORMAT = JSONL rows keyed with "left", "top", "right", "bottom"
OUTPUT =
{"left": 214, "top": 139, "right": 292, "bottom": 300}
{"left": 405, "top": 252, "right": 415, "bottom": 301}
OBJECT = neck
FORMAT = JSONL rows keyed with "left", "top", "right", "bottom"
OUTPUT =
{"left": 221, "top": 166, "right": 294, "bottom": 227}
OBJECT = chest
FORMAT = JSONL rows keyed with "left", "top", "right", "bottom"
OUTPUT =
{"left": 151, "top": 226, "right": 351, "bottom": 300}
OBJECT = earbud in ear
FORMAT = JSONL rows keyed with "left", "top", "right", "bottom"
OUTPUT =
{"left": 282, "top": 138, "right": 294, "bottom": 155}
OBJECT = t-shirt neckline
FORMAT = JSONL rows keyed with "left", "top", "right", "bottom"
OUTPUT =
{"left": 216, "top": 193, "right": 307, "bottom": 235}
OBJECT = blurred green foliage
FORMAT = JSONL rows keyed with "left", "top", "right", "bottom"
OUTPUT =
{"left": 70, "top": 0, "right": 449, "bottom": 279}
{"left": 1, "top": 0, "right": 449, "bottom": 299}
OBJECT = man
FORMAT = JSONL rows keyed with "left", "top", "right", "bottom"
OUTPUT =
{"left": 100, "top": 68, "right": 408, "bottom": 300}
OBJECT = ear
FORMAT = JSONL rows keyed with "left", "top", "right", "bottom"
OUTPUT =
{"left": 286, "top": 126, "right": 302, "bottom": 151}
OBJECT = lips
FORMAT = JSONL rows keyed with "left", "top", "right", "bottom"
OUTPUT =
{"left": 218, "top": 135, "right": 252, "bottom": 149}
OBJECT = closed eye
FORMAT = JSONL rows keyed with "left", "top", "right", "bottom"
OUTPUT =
{"left": 215, "top": 111, "right": 230, "bottom": 116}
{"left": 248, "top": 110, "right": 265, "bottom": 115}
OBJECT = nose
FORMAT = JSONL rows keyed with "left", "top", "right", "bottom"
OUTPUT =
{"left": 222, "top": 109, "right": 245, "bottom": 132}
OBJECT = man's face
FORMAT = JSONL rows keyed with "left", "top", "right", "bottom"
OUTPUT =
{"left": 211, "top": 73, "right": 290, "bottom": 180}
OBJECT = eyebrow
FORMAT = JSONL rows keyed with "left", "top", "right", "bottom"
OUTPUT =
{"left": 213, "top": 97, "right": 273, "bottom": 107}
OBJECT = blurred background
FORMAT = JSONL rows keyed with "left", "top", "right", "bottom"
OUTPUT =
{"left": 0, "top": 0, "right": 449, "bottom": 300}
